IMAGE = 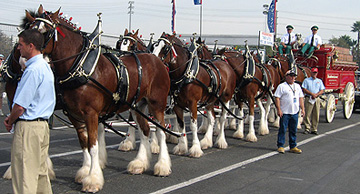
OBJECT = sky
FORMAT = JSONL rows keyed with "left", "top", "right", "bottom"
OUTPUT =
{"left": 0, "top": 0, "right": 359, "bottom": 44}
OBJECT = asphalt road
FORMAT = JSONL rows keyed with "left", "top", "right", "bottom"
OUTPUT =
{"left": 0, "top": 103, "right": 360, "bottom": 194}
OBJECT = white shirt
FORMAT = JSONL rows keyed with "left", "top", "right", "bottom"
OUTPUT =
{"left": 280, "top": 33, "right": 296, "bottom": 44}
{"left": 274, "top": 82, "right": 304, "bottom": 114}
{"left": 304, "top": 34, "right": 322, "bottom": 46}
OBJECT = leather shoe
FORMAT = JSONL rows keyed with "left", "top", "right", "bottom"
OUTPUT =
{"left": 277, "top": 147, "right": 285, "bottom": 154}
{"left": 303, "top": 130, "right": 310, "bottom": 134}
{"left": 290, "top": 147, "right": 302, "bottom": 154}
{"left": 311, "top": 131, "right": 318, "bottom": 135}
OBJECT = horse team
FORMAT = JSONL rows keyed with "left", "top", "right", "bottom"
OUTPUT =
{"left": 2, "top": 5, "right": 311, "bottom": 193}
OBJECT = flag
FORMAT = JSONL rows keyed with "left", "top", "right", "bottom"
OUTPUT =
{"left": 267, "top": 0, "right": 276, "bottom": 33}
{"left": 171, "top": 0, "right": 176, "bottom": 32}
{"left": 194, "top": 0, "right": 202, "bottom": 5}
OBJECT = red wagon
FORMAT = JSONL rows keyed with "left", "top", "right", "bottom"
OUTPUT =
{"left": 294, "top": 45, "right": 358, "bottom": 123}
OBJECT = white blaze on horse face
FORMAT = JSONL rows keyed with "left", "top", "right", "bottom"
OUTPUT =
{"left": 19, "top": 57, "right": 27, "bottom": 70}
{"left": 152, "top": 40, "right": 166, "bottom": 57}
{"left": 38, "top": 22, "right": 47, "bottom": 34}
{"left": 120, "top": 40, "right": 130, "bottom": 51}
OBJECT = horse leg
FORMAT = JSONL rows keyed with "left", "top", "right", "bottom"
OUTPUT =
{"left": 147, "top": 97, "right": 172, "bottom": 176}
{"left": 127, "top": 102, "right": 151, "bottom": 175}
{"left": 268, "top": 105, "right": 276, "bottom": 123}
{"left": 215, "top": 101, "right": 229, "bottom": 149}
{"left": 98, "top": 123, "right": 107, "bottom": 168}
{"left": 198, "top": 114, "right": 209, "bottom": 134}
{"left": 233, "top": 104, "right": 245, "bottom": 139}
{"left": 297, "top": 114, "right": 303, "bottom": 129}
{"left": 118, "top": 112, "right": 136, "bottom": 151}
{"left": 272, "top": 108, "right": 280, "bottom": 128}
{"left": 257, "top": 98, "right": 269, "bottom": 135}
{"left": 150, "top": 130, "right": 160, "bottom": 154}
{"left": 81, "top": 115, "right": 104, "bottom": 193}
{"left": 200, "top": 107, "right": 215, "bottom": 150}
{"left": 172, "top": 106, "right": 188, "bottom": 155}
{"left": 228, "top": 103, "right": 237, "bottom": 130}
{"left": 72, "top": 122, "right": 91, "bottom": 184}
{"left": 246, "top": 99, "right": 258, "bottom": 142}
{"left": 166, "top": 117, "right": 179, "bottom": 144}
{"left": 188, "top": 103, "right": 204, "bottom": 158}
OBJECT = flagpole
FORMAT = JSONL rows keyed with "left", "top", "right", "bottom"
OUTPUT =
{"left": 200, "top": 2, "right": 203, "bottom": 38}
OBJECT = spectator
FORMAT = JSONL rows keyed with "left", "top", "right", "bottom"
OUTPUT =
{"left": 302, "top": 67, "right": 325, "bottom": 135}
{"left": 4, "top": 29, "right": 56, "bottom": 194}
{"left": 274, "top": 70, "right": 305, "bottom": 154}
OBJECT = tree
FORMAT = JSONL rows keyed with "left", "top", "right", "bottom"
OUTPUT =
{"left": 328, "top": 35, "right": 356, "bottom": 48}
{"left": 351, "top": 21, "right": 360, "bottom": 65}
{"left": 0, "top": 30, "right": 14, "bottom": 58}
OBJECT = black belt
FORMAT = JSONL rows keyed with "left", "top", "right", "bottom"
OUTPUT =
{"left": 15, "top": 118, "right": 48, "bottom": 123}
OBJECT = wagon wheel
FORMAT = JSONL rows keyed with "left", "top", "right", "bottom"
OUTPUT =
{"left": 342, "top": 82, "right": 355, "bottom": 119}
{"left": 325, "top": 94, "right": 336, "bottom": 123}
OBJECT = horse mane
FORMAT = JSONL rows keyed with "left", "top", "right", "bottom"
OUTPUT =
{"left": 20, "top": 10, "right": 38, "bottom": 29}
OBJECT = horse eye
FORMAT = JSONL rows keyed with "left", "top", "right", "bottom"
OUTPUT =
{"left": 123, "top": 40, "right": 128, "bottom": 45}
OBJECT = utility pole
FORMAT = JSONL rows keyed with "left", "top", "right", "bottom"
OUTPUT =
{"left": 128, "top": 1, "right": 134, "bottom": 32}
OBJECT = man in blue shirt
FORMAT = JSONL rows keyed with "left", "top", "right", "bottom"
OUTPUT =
{"left": 4, "top": 29, "right": 55, "bottom": 194}
{"left": 302, "top": 67, "right": 325, "bottom": 135}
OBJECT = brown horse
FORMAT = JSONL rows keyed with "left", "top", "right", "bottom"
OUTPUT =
{"left": 116, "top": 29, "right": 161, "bottom": 153}
{"left": 153, "top": 33, "right": 236, "bottom": 157}
{"left": 26, "top": 5, "right": 171, "bottom": 192}
{"left": 116, "top": 29, "right": 148, "bottom": 51}
{"left": 217, "top": 47, "right": 280, "bottom": 142}
{"left": 195, "top": 37, "right": 237, "bottom": 149}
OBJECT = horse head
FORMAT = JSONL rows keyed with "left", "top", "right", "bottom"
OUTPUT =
{"left": 25, "top": 5, "right": 84, "bottom": 76}
{"left": 195, "top": 38, "right": 213, "bottom": 60}
{"left": 116, "top": 29, "right": 147, "bottom": 51}
{"left": 153, "top": 32, "right": 184, "bottom": 65}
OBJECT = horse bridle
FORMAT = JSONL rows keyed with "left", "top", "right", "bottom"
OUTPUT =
{"left": 119, "top": 34, "right": 147, "bottom": 51}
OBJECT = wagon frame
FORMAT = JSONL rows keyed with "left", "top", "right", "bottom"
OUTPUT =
{"left": 294, "top": 45, "right": 357, "bottom": 123}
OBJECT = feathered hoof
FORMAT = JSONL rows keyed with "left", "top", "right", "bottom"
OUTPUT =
{"left": 200, "top": 138, "right": 213, "bottom": 150}
{"left": 75, "top": 166, "right": 90, "bottom": 184}
{"left": 118, "top": 140, "right": 136, "bottom": 152}
{"left": 189, "top": 145, "right": 203, "bottom": 158}
{"left": 151, "top": 143, "right": 160, "bottom": 154}
{"left": 245, "top": 134, "right": 258, "bottom": 142}
{"left": 258, "top": 128, "right": 269, "bottom": 136}
{"left": 232, "top": 131, "right": 244, "bottom": 139}
{"left": 215, "top": 140, "right": 228, "bottom": 149}
{"left": 3, "top": 166, "right": 12, "bottom": 179}
{"left": 81, "top": 174, "right": 104, "bottom": 193}
{"left": 154, "top": 160, "right": 171, "bottom": 177}
{"left": 127, "top": 159, "right": 148, "bottom": 175}
{"left": 173, "top": 144, "right": 188, "bottom": 156}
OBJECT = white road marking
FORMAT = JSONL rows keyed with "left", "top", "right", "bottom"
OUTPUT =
{"left": 150, "top": 121, "right": 360, "bottom": 194}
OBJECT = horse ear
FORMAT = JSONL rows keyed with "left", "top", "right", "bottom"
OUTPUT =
{"left": 134, "top": 29, "right": 139, "bottom": 36}
{"left": 124, "top": 28, "right": 128, "bottom": 35}
{"left": 218, "top": 48, "right": 226, "bottom": 55}
{"left": 51, "top": 7, "right": 61, "bottom": 21}
{"left": 38, "top": 4, "right": 44, "bottom": 15}
{"left": 25, "top": 10, "right": 35, "bottom": 23}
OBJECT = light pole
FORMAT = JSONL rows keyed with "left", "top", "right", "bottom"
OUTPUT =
{"left": 128, "top": 1, "right": 134, "bottom": 32}
{"left": 262, "top": 4, "right": 269, "bottom": 33}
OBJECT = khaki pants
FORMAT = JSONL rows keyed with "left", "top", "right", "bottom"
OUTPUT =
{"left": 11, "top": 121, "right": 52, "bottom": 194}
{"left": 304, "top": 97, "right": 321, "bottom": 132}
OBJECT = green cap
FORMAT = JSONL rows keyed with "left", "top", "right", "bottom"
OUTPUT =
{"left": 286, "top": 25, "right": 294, "bottom": 30}
{"left": 311, "top": 25, "right": 319, "bottom": 30}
